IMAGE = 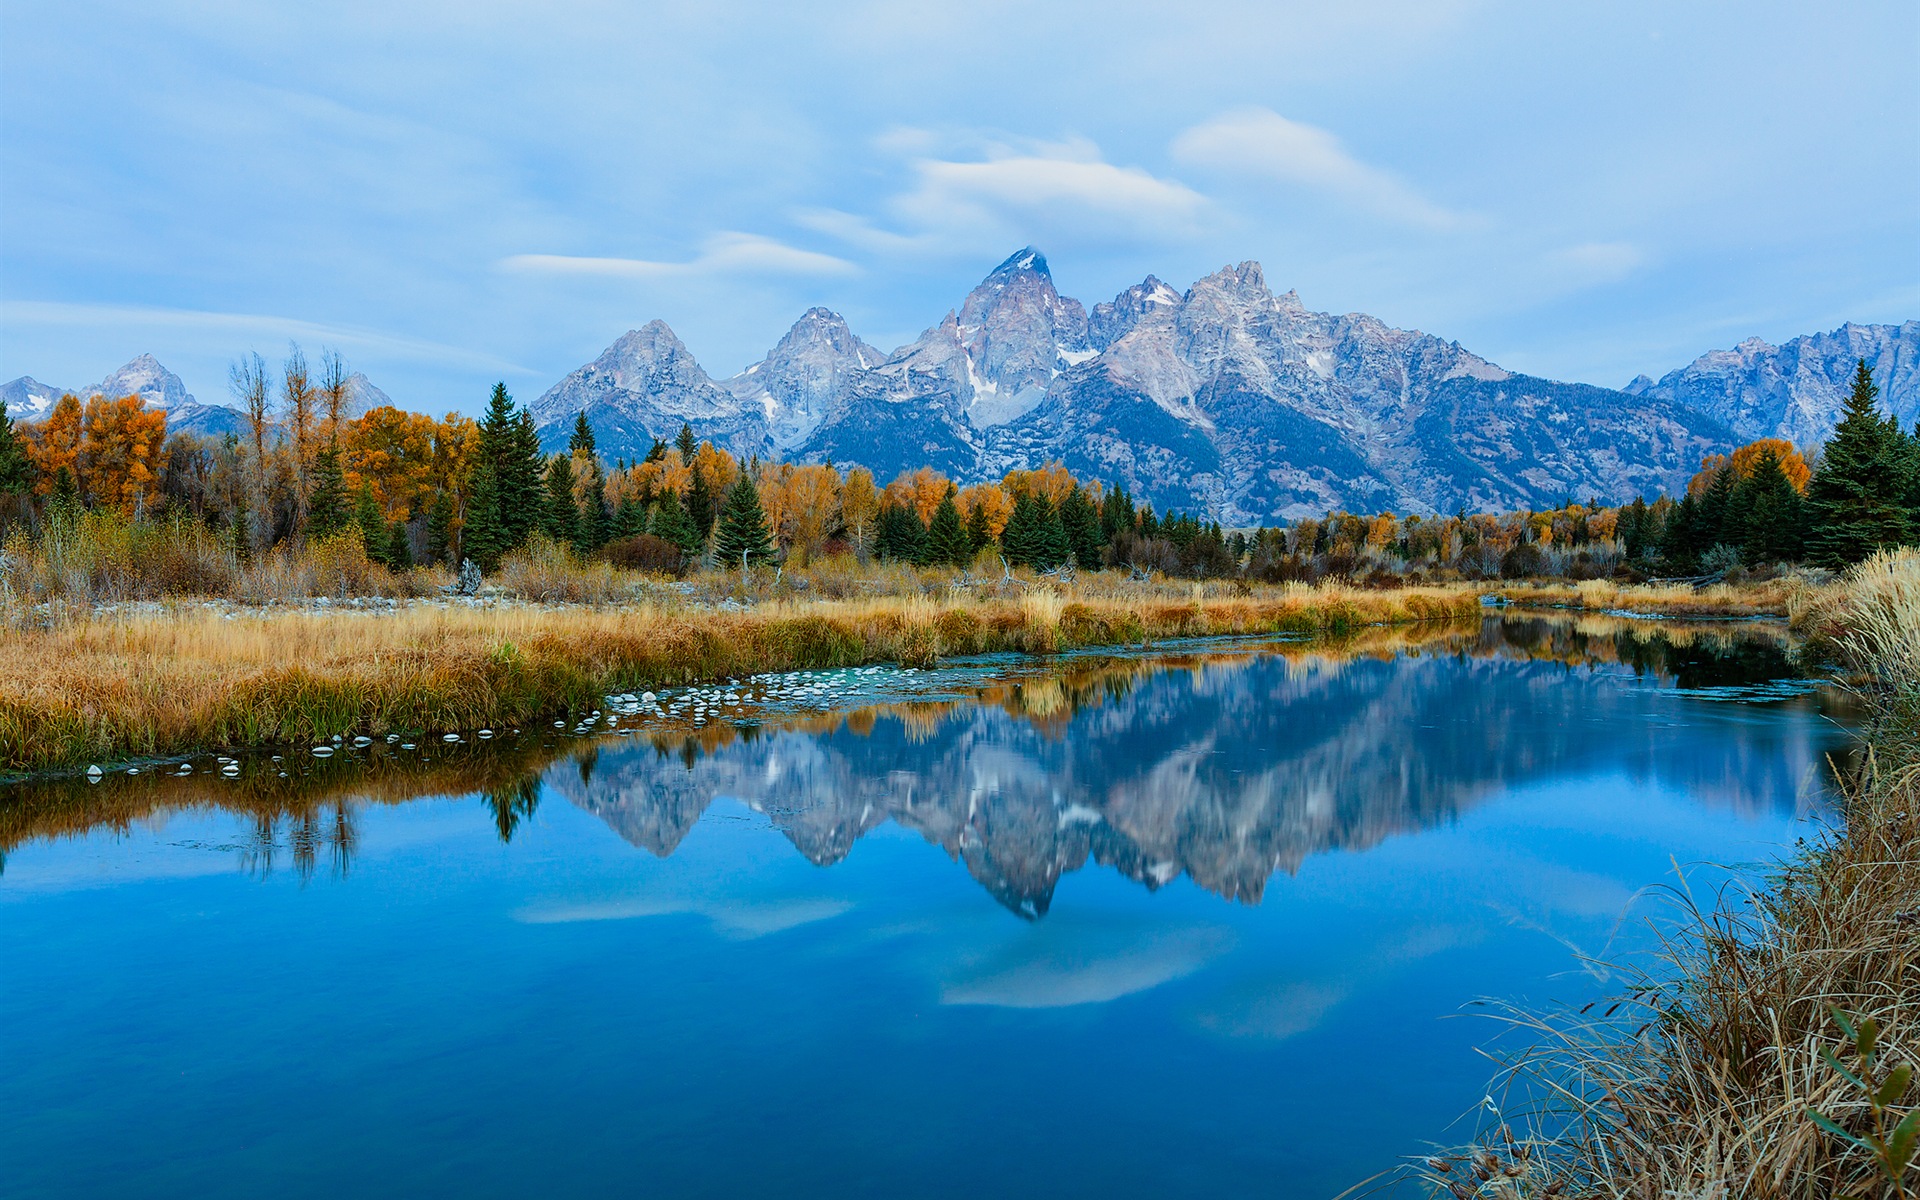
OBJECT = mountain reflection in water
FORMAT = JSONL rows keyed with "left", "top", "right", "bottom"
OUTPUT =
{"left": 0, "top": 615, "right": 1841, "bottom": 916}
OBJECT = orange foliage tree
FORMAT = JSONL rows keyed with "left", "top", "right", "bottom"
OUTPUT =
{"left": 957, "top": 483, "right": 1014, "bottom": 539}
{"left": 78, "top": 394, "right": 169, "bottom": 516}
{"left": 344, "top": 405, "right": 439, "bottom": 520}
{"left": 1688, "top": 438, "right": 1812, "bottom": 495}
{"left": 23, "top": 393, "right": 83, "bottom": 495}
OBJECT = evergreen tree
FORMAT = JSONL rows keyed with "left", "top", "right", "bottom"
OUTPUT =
{"left": 686, "top": 462, "right": 716, "bottom": 544}
{"left": 463, "top": 461, "right": 505, "bottom": 573}
{"left": 614, "top": 495, "right": 645, "bottom": 540}
{"left": 0, "top": 395, "right": 31, "bottom": 500}
{"left": 964, "top": 498, "right": 992, "bottom": 554}
{"left": 645, "top": 438, "right": 667, "bottom": 463}
{"left": 1658, "top": 492, "right": 1704, "bottom": 572}
{"left": 926, "top": 489, "right": 970, "bottom": 567}
{"left": 1805, "top": 360, "right": 1913, "bottom": 568}
{"left": 352, "top": 483, "right": 389, "bottom": 563}
{"left": 712, "top": 473, "right": 775, "bottom": 569}
{"left": 1735, "top": 446, "right": 1805, "bottom": 564}
{"left": 575, "top": 461, "right": 611, "bottom": 555}
{"left": 48, "top": 466, "right": 80, "bottom": 520}
{"left": 675, "top": 422, "right": 697, "bottom": 462}
{"left": 874, "top": 503, "right": 929, "bottom": 564}
{"left": 1620, "top": 497, "right": 1653, "bottom": 562}
{"left": 1000, "top": 492, "right": 1042, "bottom": 567}
{"left": 306, "top": 446, "right": 350, "bottom": 539}
{"left": 1034, "top": 496, "right": 1070, "bottom": 569}
{"left": 425, "top": 490, "right": 455, "bottom": 566}
{"left": 1699, "top": 464, "right": 1739, "bottom": 549}
{"left": 1099, "top": 486, "right": 1136, "bottom": 542}
{"left": 386, "top": 519, "right": 413, "bottom": 569}
{"left": 542, "top": 455, "right": 578, "bottom": 545}
{"left": 469, "top": 385, "right": 542, "bottom": 559}
{"left": 568, "top": 411, "right": 596, "bottom": 457}
{"left": 1059, "top": 485, "right": 1104, "bottom": 570}
{"left": 649, "top": 488, "right": 702, "bottom": 557}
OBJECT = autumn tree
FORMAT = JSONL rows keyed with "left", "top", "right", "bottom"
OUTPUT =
{"left": 25, "top": 393, "right": 83, "bottom": 498}
{"left": 841, "top": 466, "right": 880, "bottom": 556}
{"left": 79, "top": 394, "right": 168, "bottom": 516}
{"left": 230, "top": 353, "right": 273, "bottom": 551}
{"left": 318, "top": 347, "right": 355, "bottom": 445}
{"left": 282, "top": 343, "right": 317, "bottom": 520}
{"left": 343, "top": 406, "right": 437, "bottom": 521}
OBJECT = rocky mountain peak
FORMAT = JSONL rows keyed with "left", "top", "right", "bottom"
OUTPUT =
{"left": 1090, "top": 275, "right": 1184, "bottom": 351}
{"left": 94, "top": 353, "right": 194, "bottom": 409}
{"left": 726, "top": 308, "right": 884, "bottom": 451}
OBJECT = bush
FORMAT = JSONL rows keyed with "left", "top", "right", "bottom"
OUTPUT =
{"left": 605, "top": 534, "right": 684, "bottom": 575}
{"left": 1500, "top": 542, "right": 1547, "bottom": 579}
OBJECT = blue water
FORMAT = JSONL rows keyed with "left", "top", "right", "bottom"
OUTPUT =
{"left": 0, "top": 617, "right": 1848, "bottom": 1198}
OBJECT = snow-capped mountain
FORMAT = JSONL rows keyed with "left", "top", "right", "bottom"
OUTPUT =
{"left": 531, "top": 320, "right": 767, "bottom": 458}
{"left": 94, "top": 353, "right": 197, "bottom": 410}
{"left": 0, "top": 376, "right": 66, "bottom": 420}
{"left": 1624, "top": 321, "right": 1920, "bottom": 446}
{"left": 527, "top": 249, "right": 1910, "bottom": 521}
{"left": 722, "top": 307, "right": 885, "bottom": 452}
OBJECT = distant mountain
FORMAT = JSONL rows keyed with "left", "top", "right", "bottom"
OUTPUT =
{"left": 0, "top": 376, "right": 65, "bottom": 421}
{"left": 533, "top": 250, "right": 1759, "bottom": 520}
{"left": 1624, "top": 321, "right": 1920, "bottom": 446}
{"left": 346, "top": 372, "right": 392, "bottom": 412}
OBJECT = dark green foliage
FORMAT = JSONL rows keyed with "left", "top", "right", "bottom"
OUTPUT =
{"left": 1059, "top": 485, "right": 1105, "bottom": 571}
{"left": 874, "top": 502, "right": 929, "bottom": 564}
{"left": 542, "top": 455, "right": 577, "bottom": 545}
{"left": 649, "top": 488, "right": 703, "bottom": 557}
{"left": 228, "top": 496, "right": 251, "bottom": 566}
{"left": 644, "top": 438, "right": 667, "bottom": 463}
{"left": 574, "top": 460, "right": 610, "bottom": 556}
{"left": 465, "top": 384, "right": 543, "bottom": 570}
{"left": 1734, "top": 447, "right": 1805, "bottom": 564}
{"left": 686, "top": 465, "right": 716, "bottom": 541}
{"left": 1099, "top": 486, "right": 1136, "bottom": 542}
{"left": 712, "top": 473, "right": 775, "bottom": 568}
{"left": 306, "top": 446, "right": 350, "bottom": 540}
{"left": 425, "top": 490, "right": 455, "bottom": 566}
{"left": 567, "top": 411, "right": 596, "bottom": 457}
{"left": 613, "top": 495, "right": 645, "bottom": 540}
{"left": 0, "top": 396, "right": 31, "bottom": 498}
{"left": 964, "top": 498, "right": 992, "bottom": 554}
{"left": 386, "top": 519, "right": 413, "bottom": 569}
{"left": 1805, "top": 361, "right": 1913, "bottom": 568}
{"left": 1620, "top": 496, "right": 1656, "bottom": 562}
{"left": 1658, "top": 493, "right": 1706, "bottom": 572}
{"left": 674, "top": 422, "right": 697, "bottom": 462}
{"left": 1699, "top": 464, "right": 1739, "bottom": 551}
{"left": 1002, "top": 492, "right": 1069, "bottom": 570}
{"left": 925, "top": 490, "right": 970, "bottom": 567}
{"left": 462, "top": 461, "right": 505, "bottom": 573}
{"left": 352, "top": 483, "right": 388, "bottom": 563}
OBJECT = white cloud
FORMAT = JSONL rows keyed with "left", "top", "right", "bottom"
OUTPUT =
{"left": 514, "top": 893, "right": 853, "bottom": 940}
{"left": 1171, "top": 107, "right": 1462, "bottom": 230}
{"left": 801, "top": 132, "right": 1209, "bottom": 258}
{"left": 940, "top": 919, "right": 1235, "bottom": 1009}
{"left": 501, "top": 232, "right": 858, "bottom": 281}
{"left": 1544, "top": 241, "right": 1649, "bottom": 286}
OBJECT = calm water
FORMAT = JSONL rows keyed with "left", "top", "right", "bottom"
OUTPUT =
{"left": 0, "top": 615, "right": 1849, "bottom": 1199}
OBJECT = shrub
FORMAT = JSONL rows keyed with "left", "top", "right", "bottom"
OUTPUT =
{"left": 1500, "top": 542, "right": 1547, "bottom": 579}
{"left": 605, "top": 534, "right": 684, "bottom": 575}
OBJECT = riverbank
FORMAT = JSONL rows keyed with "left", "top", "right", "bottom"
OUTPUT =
{"left": 0, "top": 570, "right": 1823, "bottom": 777}
{"left": 1419, "top": 551, "right": 1919, "bottom": 1199}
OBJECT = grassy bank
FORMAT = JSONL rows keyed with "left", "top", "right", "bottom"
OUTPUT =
{"left": 0, "top": 583, "right": 1485, "bottom": 775}
{"left": 1419, "top": 551, "right": 1919, "bottom": 1199}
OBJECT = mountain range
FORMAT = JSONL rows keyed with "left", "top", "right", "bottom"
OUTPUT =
{"left": 8, "top": 251, "right": 1915, "bottom": 521}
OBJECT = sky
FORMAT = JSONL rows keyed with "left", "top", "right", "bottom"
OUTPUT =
{"left": 2, "top": 0, "right": 1916, "bottom": 415}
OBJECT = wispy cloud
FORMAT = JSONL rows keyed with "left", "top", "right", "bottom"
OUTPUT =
{"left": 800, "top": 132, "right": 1208, "bottom": 258}
{"left": 514, "top": 893, "right": 853, "bottom": 939}
{"left": 1171, "top": 107, "right": 1463, "bottom": 230}
{"left": 501, "top": 233, "right": 857, "bottom": 281}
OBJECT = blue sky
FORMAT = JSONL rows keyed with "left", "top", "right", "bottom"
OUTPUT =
{"left": 3, "top": 0, "right": 1915, "bottom": 414}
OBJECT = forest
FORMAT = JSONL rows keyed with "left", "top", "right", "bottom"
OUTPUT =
{"left": 0, "top": 349, "right": 1911, "bottom": 604}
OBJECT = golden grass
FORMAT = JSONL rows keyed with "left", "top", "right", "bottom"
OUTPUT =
{"left": 1499, "top": 572, "right": 1824, "bottom": 618}
{"left": 0, "top": 583, "right": 1490, "bottom": 774}
{"left": 1418, "top": 551, "right": 1920, "bottom": 1200}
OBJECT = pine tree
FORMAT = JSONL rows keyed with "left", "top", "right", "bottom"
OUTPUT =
{"left": 0, "top": 395, "right": 31, "bottom": 501}
{"left": 675, "top": 422, "right": 697, "bottom": 463}
{"left": 1032, "top": 496, "right": 1070, "bottom": 570}
{"left": 542, "top": 455, "right": 578, "bottom": 545}
{"left": 926, "top": 489, "right": 970, "bottom": 567}
{"left": 1699, "top": 464, "right": 1739, "bottom": 550}
{"left": 614, "top": 495, "right": 645, "bottom": 540}
{"left": 1099, "top": 486, "right": 1136, "bottom": 542}
{"left": 1620, "top": 497, "right": 1653, "bottom": 562}
{"left": 1805, "top": 360, "right": 1913, "bottom": 568}
{"left": 353, "top": 483, "right": 389, "bottom": 563}
{"left": 568, "top": 411, "right": 596, "bottom": 457}
{"left": 965, "top": 499, "right": 992, "bottom": 554}
{"left": 306, "top": 446, "right": 350, "bottom": 539}
{"left": 503, "top": 409, "right": 544, "bottom": 548}
{"left": 575, "top": 461, "right": 610, "bottom": 555}
{"left": 686, "top": 461, "right": 716, "bottom": 544}
{"left": 425, "top": 489, "right": 455, "bottom": 566}
{"left": 386, "top": 519, "right": 414, "bottom": 569}
{"left": 1000, "top": 492, "right": 1042, "bottom": 567}
{"left": 712, "top": 473, "right": 775, "bottom": 569}
{"left": 463, "top": 461, "right": 505, "bottom": 573}
{"left": 649, "top": 488, "right": 702, "bottom": 557}
{"left": 875, "top": 502, "right": 929, "bottom": 564}
{"left": 1735, "top": 446, "right": 1805, "bottom": 564}
{"left": 48, "top": 465, "right": 81, "bottom": 519}
{"left": 470, "top": 385, "right": 542, "bottom": 559}
{"left": 1059, "top": 485, "right": 1104, "bottom": 570}
{"left": 1658, "top": 492, "right": 1703, "bottom": 572}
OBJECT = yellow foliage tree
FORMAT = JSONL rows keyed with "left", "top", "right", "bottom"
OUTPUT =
{"left": 79, "top": 394, "right": 169, "bottom": 516}
{"left": 840, "top": 466, "right": 879, "bottom": 552}
{"left": 24, "top": 393, "right": 83, "bottom": 495}
{"left": 781, "top": 463, "right": 841, "bottom": 559}
{"left": 957, "top": 483, "right": 1014, "bottom": 539}
{"left": 886, "top": 466, "right": 950, "bottom": 522}
{"left": 345, "top": 405, "right": 438, "bottom": 520}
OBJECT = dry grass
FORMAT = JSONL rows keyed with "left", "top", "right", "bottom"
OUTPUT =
{"left": 0, "top": 582, "right": 1488, "bottom": 774}
{"left": 1500, "top": 573, "right": 1827, "bottom": 618}
{"left": 1417, "top": 551, "right": 1920, "bottom": 1200}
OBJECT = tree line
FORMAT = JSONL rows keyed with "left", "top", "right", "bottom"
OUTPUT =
{"left": 0, "top": 353, "right": 1912, "bottom": 582}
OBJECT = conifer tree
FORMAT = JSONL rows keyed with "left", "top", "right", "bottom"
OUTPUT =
{"left": 568, "top": 411, "right": 596, "bottom": 457}
{"left": 686, "top": 460, "right": 716, "bottom": 543}
{"left": 1805, "top": 360, "right": 1912, "bottom": 567}
{"left": 1099, "top": 486, "right": 1136, "bottom": 542}
{"left": 1035, "top": 496, "right": 1070, "bottom": 570}
{"left": 425, "top": 490, "right": 455, "bottom": 566}
{"left": 874, "top": 502, "right": 929, "bottom": 564}
{"left": 463, "top": 462, "right": 505, "bottom": 573}
{"left": 1620, "top": 497, "right": 1653, "bottom": 562}
{"left": 649, "top": 488, "right": 702, "bottom": 557}
{"left": 469, "top": 385, "right": 542, "bottom": 559}
{"left": 1699, "top": 464, "right": 1739, "bottom": 550}
{"left": 307, "top": 446, "right": 350, "bottom": 539}
{"left": 1059, "top": 485, "right": 1104, "bottom": 570}
{"left": 1658, "top": 492, "right": 1704, "bottom": 572}
{"left": 965, "top": 499, "right": 992, "bottom": 554}
{"left": 675, "top": 422, "right": 697, "bottom": 462}
{"left": 713, "top": 473, "right": 775, "bottom": 570}
{"left": 0, "top": 395, "right": 31, "bottom": 502}
{"left": 1734, "top": 446, "right": 1805, "bottom": 563}
{"left": 575, "top": 461, "right": 611, "bottom": 555}
{"left": 926, "top": 489, "right": 970, "bottom": 567}
{"left": 353, "top": 483, "right": 389, "bottom": 563}
{"left": 386, "top": 519, "right": 414, "bottom": 569}
{"left": 542, "top": 455, "right": 577, "bottom": 545}
{"left": 614, "top": 495, "right": 644, "bottom": 540}
{"left": 1000, "top": 492, "right": 1041, "bottom": 567}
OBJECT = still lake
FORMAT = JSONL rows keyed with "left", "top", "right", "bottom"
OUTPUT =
{"left": 0, "top": 614, "right": 1849, "bottom": 1199}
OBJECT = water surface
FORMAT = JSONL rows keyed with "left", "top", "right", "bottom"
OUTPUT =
{"left": 0, "top": 615, "right": 1849, "bottom": 1198}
